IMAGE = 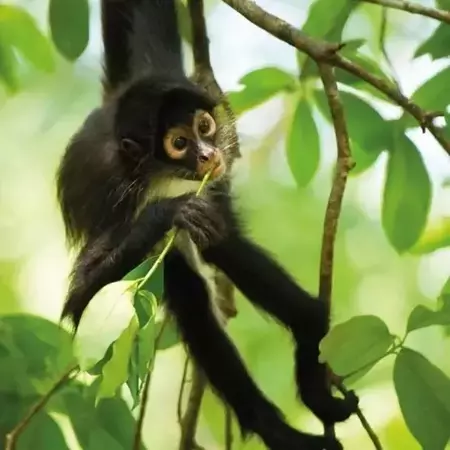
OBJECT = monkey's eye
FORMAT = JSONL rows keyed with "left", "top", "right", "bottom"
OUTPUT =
{"left": 164, "top": 130, "right": 189, "bottom": 160}
{"left": 173, "top": 136, "right": 188, "bottom": 151}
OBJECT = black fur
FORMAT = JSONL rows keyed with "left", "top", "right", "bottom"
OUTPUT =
{"left": 56, "top": 1, "right": 358, "bottom": 448}
{"left": 102, "top": 0, "right": 183, "bottom": 92}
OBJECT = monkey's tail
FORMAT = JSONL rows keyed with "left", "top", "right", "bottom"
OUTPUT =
{"left": 101, "top": 0, "right": 183, "bottom": 92}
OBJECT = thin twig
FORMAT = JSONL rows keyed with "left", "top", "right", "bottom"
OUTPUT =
{"left": 362, "top": 0, "right": 450, "bottom": 25}
{"left": 316, "top": 62, "right": 355, "bottom": 441}
{"left": 5, "top": 364, "right": 79, "bottom": 450}
{"left": 178, "top": 367, "right": 207, "bottom": 450}
{"left": 177, "top": 356, "right": 191, "bottom": 425}
{"left": 220, "top": 0, "right": 450, "bottom": 156}
{"left": 336, "top": 381, "right": 384, "bottom": 450}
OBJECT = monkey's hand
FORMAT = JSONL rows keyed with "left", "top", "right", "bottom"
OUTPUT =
{"left": 174, "top": 196, "right": 226, "bottom": 249}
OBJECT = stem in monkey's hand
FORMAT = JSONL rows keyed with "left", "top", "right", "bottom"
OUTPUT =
{"left": 136, "top": 168, "right": 215, "bottom": 291}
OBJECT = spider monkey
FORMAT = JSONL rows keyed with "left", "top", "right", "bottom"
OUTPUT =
{"left": 56, "top": 1, "right": 358, "bottom": 448}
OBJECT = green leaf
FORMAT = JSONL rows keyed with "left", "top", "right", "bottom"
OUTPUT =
{"left": 88, "top": 429, "right": 123, "bottom": 450}
{"left": 340, "top": 39, "right": 366, "bottom": 54}
{"left": 239, "top": 68, "right": 297, "bottom": 91}
{"left": 0, "top": 39, "right": 18, "bottom": 92}
{"left": 415, "top": 23, "right": 450, "bottom": 61}
{"left": 436, "top": 0, "right": 450, "bottom": 7}
{"left": 438, "top": 279, "right": 450, "bottom": 337}
{"left": 301, "top": 0, "right": 351, "bottom": 38}
{"left": 96, "top": 398, "right": 147, "bottom": 450}
{"left": 350, "top": 139, "right": 380, "bottom": 176}
{"left": 286, "top": 97, "right": 320, "bottom": 187}
{"left": 382, "top": 134, "right": 431, "bottom": 252}
{"left": 298, "top": 0, "right": 357, "bottom": 76}
{"left": 127, "top": 293, "right": 157, "bottom": 407}
{"left": 314, "top": 90, "right": 388, "bottom": 174}
{"left": 97, "top": 315, "right": 139, "bottom": 401}
{"left": 17, "top": 412, "right": 70, "bottom": 450}
{"left": 394, "top": 348, "right": 450, "bottom": 450}
{"left": 135, "top": 313, "right": 156, "bottom": 379}
{"left": 227, "top": 67, "right": 297, "bottom": 116}
{"left": 335, "top": 53, "right": 396, "bottom": 101}
{"left": 74, "top": 280, "right": 137, "bottom": 370}
{"left": 440, "top": 278, "right": 450, "bottom": 303}
{"left": 156, "top": 315, "right": 181, "bottom": 350}
{"left": 406, "top": 304, "right": 450, "bottom": 333}
{"left": 63, "top": 385, "right": 148, "bottom": 449}
{"left": 124, "top": 257, "right": 164, "bottom": 302}
{"left": 0, "top": 315, "right": 74, "bottom": 394}
{"left": 63, "top": 388, "right": 98, "bottom": 449}
{"left": 134, "top": 290, "right": 157, "bottom": 325}
{"left": 319, "top": 315, "right": 395, "bottom": 377}
{"left": 87, "top": 346, "right": 113, "bottom": 376}
{"left": 0, "top": 5, "right": 55, "bottom": 73}
{"left": 49, "top": 0, "right": 89, "bottom": 61}
{"left": 410, "top": 217, "right": 450, "bottom": 254}
{"left": 401, "top": 66, "right": 450, "bottom": 128}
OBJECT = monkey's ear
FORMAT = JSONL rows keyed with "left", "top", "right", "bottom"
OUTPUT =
{"left": 119, "top": 138, "right": 142, "bottom": 161}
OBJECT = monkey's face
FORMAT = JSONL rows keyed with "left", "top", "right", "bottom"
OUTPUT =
{"left": 160, "top": 110, "right": 226, "bottom": 181}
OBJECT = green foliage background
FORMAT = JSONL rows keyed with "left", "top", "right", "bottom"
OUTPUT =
{"left": 0, "top": 0, "right": 450, "bottom": 449}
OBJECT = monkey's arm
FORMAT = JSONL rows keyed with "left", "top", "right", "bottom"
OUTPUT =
{"left": 62, "top": 196, "right": 186, "bottom": 327}
{"left": 202, "top": 233, "right": 358, "bottom": 425}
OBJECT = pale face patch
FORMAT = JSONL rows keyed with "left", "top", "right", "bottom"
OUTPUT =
{"left": 147, "top": 178, "right": 202, "bottom": 201}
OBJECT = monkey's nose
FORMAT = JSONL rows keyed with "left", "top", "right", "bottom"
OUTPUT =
{"left": 196, "top": 144, "right": 224, "bottom": 179}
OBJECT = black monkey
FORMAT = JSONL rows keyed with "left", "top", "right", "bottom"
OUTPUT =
{"left": 56, "top": 1, "right": 358, "bottom": 449}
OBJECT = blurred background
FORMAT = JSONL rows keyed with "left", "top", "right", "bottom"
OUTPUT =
{"left": 0, "top": 0, "right": 449, "bottom": 448}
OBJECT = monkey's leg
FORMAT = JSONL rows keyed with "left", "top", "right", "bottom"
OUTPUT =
{"left": 164, "top": 249, "right": 342, "bottom": 450}
{"left": 203, "top": 233, "right": 358, "bottom": 426}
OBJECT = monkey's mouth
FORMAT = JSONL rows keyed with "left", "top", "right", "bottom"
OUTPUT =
{"left": 196, "top": 157, "right": 226, "bottom": 180}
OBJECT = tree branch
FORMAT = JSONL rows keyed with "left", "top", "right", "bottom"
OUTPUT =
{"left": 220, "top": 0, "right": 450, "bottom": 157}
{"left": 316, "top": 61, "right": 355, "bottom": 442}
{"left": 317, "top": 63, "right": 354, "bottom": 311}
{"left": 317, "top": 62, "right": 383, "bottom": 449}
{"left": 362, "top": 0, "right": 450, "bottom": 25}
{"left": 5, "top": 364, "right": 79, "bottom": 450}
